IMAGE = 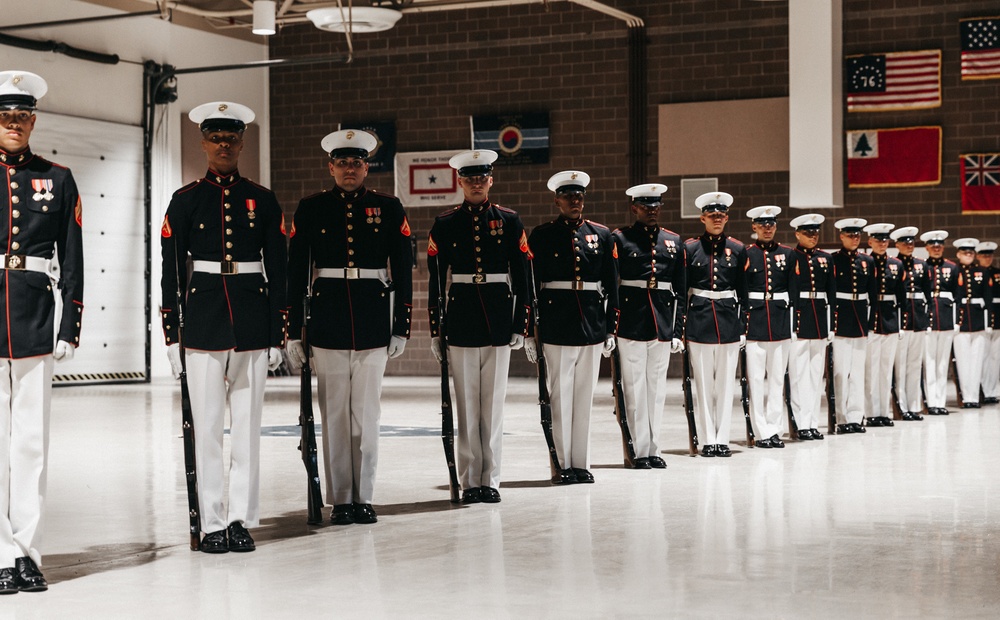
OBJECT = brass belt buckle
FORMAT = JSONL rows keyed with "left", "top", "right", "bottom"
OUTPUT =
{"left": 572, "top": 281, "right": 585, "bottom": 291}
{"left": 5, "top": 254, "right": 25, "bottom": 270}
{"left": 220, "top": 260, "right": 238, "bottom": 275}
{"left": 647, "top": 277, "right": 657, "bottom": 289}
{"left": 473, "top": 273, "right": 485, "bottom": 284}
{"left": 345, "top": 267, "right": 360, "bottom": 279}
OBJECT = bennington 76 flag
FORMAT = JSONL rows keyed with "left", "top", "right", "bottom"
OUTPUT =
{"left": 845, "top": 50, "right": 941, "bottom": 112}
{"left": 846, "top": 126, "right": 941, "bottom": 188}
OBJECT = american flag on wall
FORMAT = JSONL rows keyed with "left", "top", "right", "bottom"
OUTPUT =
{"left": 960, "top": 18, "right": 1000, "bottom": 80}
{"left": 845, "top": 50, "right": 941, "bottom": 112}
{"left": 961, "top": 154, "right": 1000, "bottom": 214}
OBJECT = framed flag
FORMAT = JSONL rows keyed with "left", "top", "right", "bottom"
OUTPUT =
{"left": 846, "top": 126, "right": 941, "bottom": 188}
{"left": 961, "top": 154, "right": 1000, "bottom": 214}
{"left": 845, "top": 50, "right": 941, "bottom": 112}
{"left": 340, "top": 120, "right": 396, "bottom": 173}
{"left": 960, "top": 17, "right": 1000, "bottom": 80}
{"left": 471, "top": 112, "right": 549, "bottom": 165}
{"left": 393, "top": 150, "right": 462, "bottom": 208}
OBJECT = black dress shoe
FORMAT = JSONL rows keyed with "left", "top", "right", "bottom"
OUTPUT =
{"left": 13, "top": 558, "right": 45, "bottom": 592}
{"left": 227, "top": 522, "right": 255, "bottom": 552}
{"left": 769, "top": 434, "right": 785, "bottom": 448}
{"left": 962, "top": 402, "right": 978, "bottom": 409}
{"left": 880, "top": 416, "right": 895, "bottom": 427}
{"left": 462, "top": 488, "right": 482, "bottom": 504}
{"left": 200, "top": 530, "right": 229, "bottom": 554}
{"left": 984, "top": 397, "right": 1000, "bottom": 404}
{"left": 632, "top": 457, "right": 652, "bottom": 469}
{"left": 849, "top": 423, "right": 866, "bottom": 433}
{"left": 754, "top": 438, "right": 773, "bottom": 448}
{"left": 865, "top": 417, "right": 883, "bottom": 427}
{"left": 353, "top": 503, "right": 378, "bottom": 524}
{"left": 480, "top": 487, "right": 501, "bottom": 503}
{"left": 837, "top": 424, "right": 852, "bottom": 434}
{"left": 809, "top": 429, "right": 824, "bottom": 440}
{"left": 0, "top": 567, "right": 18, "bottom": 594}
{"left": 331, "top": 504, "right": 355, "bottom": 525}
{"left": 573, "top": 468, "right": 595, "bottom": 483}
{"left": 648, "top": 456, "right": 667, "bottom": 469}
{"left": 716, "top": 444, "right": 732, "bottom": 457}
{"left": 797, "top": 429, "right": 814, "bottom": 440}
{"left": 701, "top": 444, "right": 717, "bottom": 457}
{"left": 552, "top": 469, "right": 577, "bottom": 485}
{"left": 911, "top": 412, "right": 924, "bottom": 420}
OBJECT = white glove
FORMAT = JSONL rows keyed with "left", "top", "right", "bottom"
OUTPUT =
{"left": 524, "top": 337, "right": 538, "bottom": 364}
{"left": 926, "top": 327, "right": 932, "bottom": 333}
{"left": 739, "top": 335, "right": 747, "bottom": 347}
{"left": 267, "top": 347, "right": 282, "bottom": 371}
{"left": 988, "top": 327, "right": 995, "bottom": 334}
{"left": 898, "top": 331, "right": 905, "bottom": 340}
{"left": 387, "top": 335, "right": 407, "bottom": 359}
{"left": 509, "top": 333, "right": 524, "bottom": 350}
{"left": 602, "top": 335, "right": 616, "bottom": 358}
{"left": 790, "top": 331, "right": 798, "bottom": 343}
{"left": 431, "top": 337, "right": 443, "bottom": 363}
{"left": 954, "top": 324, "right": 960, "bottom": 333}
{"left": 827, "top": 331, "right": 835, "bottom": 342}
{"left": 285, "top": 339, "right": 306, "bottom": 372}
{"left": 670, "top": 338, "right": 684, "bottom": 353}
{"left": 166, "top": 343, "right": 183, "bottom": 379}
{"left": 53, "top": 340, "right": 75, "bottom": 363}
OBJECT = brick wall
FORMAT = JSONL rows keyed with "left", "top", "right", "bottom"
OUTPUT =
{"left": 269, "top": 0, "right": 1000, "bottom": 376}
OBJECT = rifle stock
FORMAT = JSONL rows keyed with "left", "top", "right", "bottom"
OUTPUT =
{"left": 530, "top": 262, "right": 563, "bottom": 477}
{"left": 681, "top": 345, "right": 698, "bottom": 456}
{"left": 951, "top": 344, "right": 965, "bottom": 406}
{"left": 826, "top": 343, "right": 837, "bottom": 434}
{"left": 784, "top": 369, "right": 799, "bottom": 439}
{"left": 434, "top": 260, "right": 460, "bottom": 503}
{"left": 609, "top": 345, "right": 637, "bottom": 467}
{"left": 739, "top": 345, "right": 755, "bottom": 447}
{"left": 299, "top": 290, "right": 324, "bottom": 525}
{"left": 178, "top": 355, "right": 200, "bottom": 551}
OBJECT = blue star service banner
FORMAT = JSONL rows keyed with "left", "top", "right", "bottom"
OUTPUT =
{"left": 471, "top": 112, "right": 549, "bottom": 165}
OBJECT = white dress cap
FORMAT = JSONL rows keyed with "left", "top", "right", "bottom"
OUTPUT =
{"left": 321, "top": 129, "right": 378, "bottom": 157}
{"left": 449, "top": 150, "right": 498, "bottom": 175}
{"left": 976, "top": 241, "right": 998, "bottom": 253}
{"left": 834, "top": 218, "right": 868, "bottom": 231}
{"left": 953, "top": 237, "right": 980, "bottom": 250}
{"left": 919, "top": 230, "right": 948, "bottom": 244}
{"left": 890, "top": 226, "right": 919, "bottom": 241}
{"left": 746, "top": 205, "right": 782, "bottom": 221}
{"left": 626, "top": 183, "right": 668, "bottom": 200}
{"left": 863, "top": 223, "right": 895, "bottom": 238}
{"left": 547, "top": 170, "right": 591, "bottom": 193}
{"left": 694, "top": 191, "right": 734, "bottom": 211}
{"left": 0, "top": 71, "right": 47, "bottom": 109}
{"left": 789, "top": 213, "right": 825, "bottom": 229}
{"left": 188, "top": 101, "right": 255, "bottom": 130}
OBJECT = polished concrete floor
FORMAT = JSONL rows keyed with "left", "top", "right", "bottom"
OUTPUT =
{"left": 3, "top": 375, "right": 999, "bottom": 618}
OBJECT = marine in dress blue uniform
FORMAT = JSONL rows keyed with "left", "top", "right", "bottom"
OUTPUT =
{"left": 863, "top": 223, "right": 905, "bottom": 428}
{"left": 286, "top": 130, "right": 413, "bottom": 524}
{"left": 526, "top": 171, "right": 619, "bottom": 482}
{"left": 0, "top": 71, "right": 83, "bottom": 593}
{"left": 787, "top": 214, "right": 835, "bottom": 440}
{"left": 952, "top": 238, "right": 994, "bottom": 408}
{"left": 743, "top": 206, "right": 794, "bottom": 448}
{"left": 920, "top": 230, "right": 959, "bottom": 415}
{"left": 831, "top": 218, "right": 877, "bottom": 434}
{"left": 891, "top": 227, "right": 930, "bottom": 421}
{"left": 975, "top": 241, "right": 1000, "bottom": 403}
{"left": 160, "top": 102, "right": 286, "bottom": 552}
{"left": 427, "top": 150, "right": 530, "bottom": 503}
{"left": 684, "top": 192, "right": 748, "bottom": 457}
{"left": 612, "top": 183, "right": 685, "bottom": 469}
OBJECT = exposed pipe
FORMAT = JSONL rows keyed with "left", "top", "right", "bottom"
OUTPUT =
{"left": 0, "top": 32, "right": 120, "bottom": 64}
{"left": 626, "top": 23, "right": 647, "bottom": 186}
{"left": 0, "top": 10, "right": 164, "bottom": 32}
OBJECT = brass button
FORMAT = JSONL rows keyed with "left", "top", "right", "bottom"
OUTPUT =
{"left": 348, "top": 249, "right": 354, "bottom": 255}
{"left": 11, "top": 226, "right": 18, "bottom": 235}
{"left": 226, "top": 215, "right": 232, "bottom": 222}
{"left": 224, "top": 189, "right": 230, "bottom": 196}
{"left": 199, "top": 223, "right": 205, "bottom": 229}
{"left": 225, "top": 254, "right": 232, "bottom": 261}
{"left": 11, "top": 242, "right": 19, "bottom": 250}
{"left": 347, "top": 212, "right": 353, "bottom": 218}
{"left": 226, "top": 242, "right": 233, "bottom": 248}
{"left": 224, "top": 203, "right": 231, "bottom": 208}
{"left": 226, "top": 229, "right": 232, "bottom": 235}
{"left": 10, "top": 196, "right": 18, "bottom": 204}
{"left": 347, "top": 237, "right": 353, "bottom": 242}
{"left": 347, "top": 224, "right": 353, "bottom": 231}
{"left": 41, "top": 206, "right": 47, "bottom": 212}
{"left": 9, "top": 182, "right": 16, "bottom": 189}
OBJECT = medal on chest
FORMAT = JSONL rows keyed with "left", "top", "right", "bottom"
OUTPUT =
{"left": 490, "top": 219, "right": 504, "bottom": 236}
{"left": 246, "top": 198, "right": 256, "bottom": 220}
{"left": 366, "top": 207, "right": 381, "bottom": 224}
{"left": 585, "top": 233, "right": 598, "bottom": 250}
{"left": 31, "top": 178, "right": 54, "bottom": 202}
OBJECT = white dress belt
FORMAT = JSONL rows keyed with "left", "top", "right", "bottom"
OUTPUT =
{"left": 799, "top": 291, "right": 828, "bottom": 300}
{"left": 836, "top": 292, "right": 869, "bottom": 301}
{"left": 690, "top": 288, "right": 737, "bottom": 300}
{"left": 906, "top": 293, "right": 926, "bottom": 300}
{"left": 0, "top": 253, "right": 54, "bottom": 277}
{"left": 314, "top": 267, "right": 388, "bottom": 283}
{"left": 620, "top": 279, "right": 674, "bottom": 291}
{"left": 878, "top": 295, "right": 897, "bottom": 302}
{"left": 748, "top": 291, "right": 789, "bottom": 301}
{"left": 960, "top": 297, "right": 985, "bottom": 306}
{"left": 930, "top": 291, "right": 953, "bottom": 299}
{"left": 542, "top": 281, "right": 602, "bottom": 292}
{"left": 452, "top": 273, "right": 510, "bottom": 285}
{"left": 191, "top": 259, "right": 263, "bottom": 275}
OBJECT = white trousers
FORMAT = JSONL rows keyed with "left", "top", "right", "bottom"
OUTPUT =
{"left": 450, "top": 346, "right": 510, "bottom": 490}
{"left": 894, "top": 330, "right": 926, "bottom": 412}
{"left": 185, "top": 349, "right": 267, "bottom": 533}
{"left": 688, "top": 342, "right": 740, "bottom": 446}
{"left": 312, "top": 346, "right": 389, "bottom": 505}
{"left": 788, "top": 339, "right": 827, "bottom": 431}
{"left": 954, "top": 331, "right": 987, "bottom": 404}
{"left": 866, "top": 333, "right": 899, "bottom": 419}
{"left": 0, "top": 356, "right": 53, "bottom": 567}
{"left": 981, "top": 330, "right": 1000, "bottom": 399}
{"left": 618, "top": 338, "right": 671, "bottom": 459}
{"left": 745, "top": 340, "right": 789, "bottom": 440}
{"left": 924, "top": 330, "right": 955, "bottom": 408}
{"left": 545, "top": 344, "right": 601, "bottom": 469}
{"left": 833, "top": 337, "right": 867, "bottom": 424}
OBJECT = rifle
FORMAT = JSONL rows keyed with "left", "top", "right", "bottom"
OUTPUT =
{"left": 890, "top": 372, "right": 904, "bottom": 420}
{"left": 784, "top": 369, "right": 799, "bottom": 439}
{"left": 530, "top": 263, "right": 565, "bottom": 480}
{"left": 681, "top": 344, "right": 698, "bottom": 456}
{"left": 173, "top": 239, "right": 199, "bottom": 551}
{"left": 826, "top": 343, "right": 837, "bottom": 434}
{"left": 433, "top": 258, "right": 460, "bottom": 503}
{"left": 609, "top": 344, "right": 637, "bottom": 468}
{"left": 951, "top": 344, "right": 965, "bottom": 406}
{"left": 739, "top": 345, "right": 755, "bottom": 447}
{"left": 298, "top": 257, "right": 324, "bottom": 524}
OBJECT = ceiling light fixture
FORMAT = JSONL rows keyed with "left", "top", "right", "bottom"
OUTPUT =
{"left": 252, "top": 0, "right": 276, "bottom": 36}
{"left": 306, "top": 7, "right": 403, "bottom": 33}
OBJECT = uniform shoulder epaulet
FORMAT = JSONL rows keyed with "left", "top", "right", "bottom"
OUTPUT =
{"left": 778, "top": 243, "right": 794, "bottom": 250}
{"left": 175, "top": 179, "right": 202, "bottom": 195}
{"left": 369, "top": 189, "right": 399, "bottom": 201}
{"left": 586, "top": 220, "right": 610, "bottom": 231}
{"left": 684, "top": 236, "right": 700, "bottom": 245}
{"left": 436, "top": 205, "right": 462, "bottom": 220}
{"left": 494, "top": 204, "right": 518, "bottom": 214}
{"left": 726, "top": 236, "right": 746, "bottom": 248}
{"left": 660, "top": 227, "right": 679, "bottom": 236}
{"left": 944, "top": 259, "right": 958, "bottom": 266}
